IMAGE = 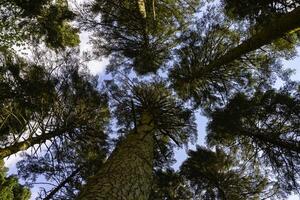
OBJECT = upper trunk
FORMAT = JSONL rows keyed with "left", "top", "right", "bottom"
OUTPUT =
{"left": 200, "top": 7, "right": 300, "bottom": 77}
{"left": 138, "top": 0, "right": 147, "bottom": 18}
{"left": 77, "top": 112, "right": 154, "bottom": 200}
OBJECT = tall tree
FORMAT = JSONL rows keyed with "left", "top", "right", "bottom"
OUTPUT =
{"left": 2, "top": 0, "right": 300, "bottom": 198}
{"left": 0, "top": 0, "right": 79, "bottom": 50}
{"left": 180, "top": 146, "right": 279, "bottom": 199}
{"left": 169, "top": 6, "right": 289, "bottom": 110}
{"left": 150, "top": 168, "right": 193, "bottom": 200}
{"left": 77, "top": 81, "right": 196, "bottom": 199}
{"left": 79, "top": 0, "right": 200, "bottom": 74}
{"left": 222, "top": 0, "right": 300, "bottom": 21}
{"left": 0, "top": 51, "right": 109, "bottom": 160}
{"left": 207, "top": 87, "right": 300, "bottom": 194}
{"left": 16, "top": 126, "right": 107, "bottom": 200}
{"left": 0, "top": 160, "right": 30, "bottom": 200}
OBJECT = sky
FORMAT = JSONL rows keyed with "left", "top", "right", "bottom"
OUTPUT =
{"left": 3, "top": 28, "right": 300, "bottom": 200}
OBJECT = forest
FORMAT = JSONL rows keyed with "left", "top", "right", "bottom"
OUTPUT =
{"left": 0, "top": 0, "right": 300, "bottom": 199}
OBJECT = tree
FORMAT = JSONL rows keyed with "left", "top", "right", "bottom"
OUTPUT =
{"left": 150, "top": 168, "right": 193, "bottom": 200}
{"left": 76, "top": 81, "right": 196, "bottom": 199}
{"left": 0, "top": 54, "right": 58, "bottom": 155}
{"left": 222, "top": 0, "right": 300, "bottom": 21}
{"left": 169, "top": 6, "right": 288, "bottom": 110}
{"left": 79, "top": 0, "right": 200, "bottom": 74}
{"left": 0, "top": 0, "right": 79, "bottom": 50}
{"left": 0, "top": 160, "right": 30, "bottom": 200}
{"left": 0, "top": 51, "right": 109, "bottom": 160}
{"left": 2, "top": 0, "right": 300, "bottom": 199}
{"left": 16, "top": 127, "right": 107, "bottom": 200}
{"left": 180, "top": 146, "right": 280, "bottom": 199}
{"left": 207, "top": 87, "right": 300, "bottom": 194}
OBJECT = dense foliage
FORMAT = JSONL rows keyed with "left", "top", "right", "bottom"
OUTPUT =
{"left": 0, "top": 160, "right": 30, "bottom": 200}
{"left": 0, "top": 0, "right": 300, "bottom": 199}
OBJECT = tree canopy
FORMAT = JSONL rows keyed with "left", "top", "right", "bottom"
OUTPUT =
{"left": 0, "top": 160, "right": 30, "bottom": 200}
{"left": 1, "top": 0, "right": 300, "bottom": 199}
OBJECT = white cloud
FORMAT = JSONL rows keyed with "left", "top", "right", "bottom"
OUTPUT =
{"left": 4, "top": 152, "right": 23, "bottom": 170}
{"left": 79, "top": 31, "right": 108, "bottom": 76}
{"left": 86, "top": 59, "right": 108, "bottom": 76}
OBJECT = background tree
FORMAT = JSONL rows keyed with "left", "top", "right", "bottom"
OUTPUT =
{"left": 207, "top": 86, "right": 300, "bottom": 195}
{"left": 150, "top": 168, "right": 193, "bottom": 200}
{"left": 0, "top": 50, "right": 109, "bottom": 160}
{"left": 222, "top": 0, "right": 300, "bottom": 21}
{"left": 78, "top": 0, "right": 200, "bottom": 74}
{"left": 169, "top": 6, "right": 291, "bottom": 110}
{"left": 0, "top": 0, "right": 79, "bottom": 50}
{"left": 180, "top": 146, "right": 280, "bottom": 199}
{"left": 16, "top": 127, "right": 107, "bottom": 200}
{"left": 0, "top": 159, "right": 30, "bottom": 200}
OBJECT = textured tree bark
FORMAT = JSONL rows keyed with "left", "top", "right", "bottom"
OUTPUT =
{"left": 201, "top": 7, "right": 300, "bottom": 76}
{"left": 77, "top": 112, "right": 154, "bottom": 200}
{"left": 138, "top": 0, "right": 147, "bottom": 18}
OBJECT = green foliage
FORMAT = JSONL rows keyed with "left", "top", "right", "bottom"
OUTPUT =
{"left": 207, "top": 87, "right": 300, "bottom": 194}
{"left": 0, "top": 50, "right": 109, "bottom": 161}
{"left": 0, "top": 0, "right": 79, "bottom": 50}
{"left": 0, "top": 55, "right": 57, "bottom": 143}
{"left": 8, "top": 52, "right": 110, "bottom": 199}
{"left": 82, "top": 0, "right": 200, "bottom": 74}
{"left": 0, "top": 160, "right": 31, "bottom": 200}
{"left": 169, "top": 6, "right": 286, "bottom": 110}
{"left": 150, "top": 169, "right": 193, "bottom": 200}
{"left": 1, "top": 0, "right": 300, "bottom": 198}
{"left": 222, "top": 0, "right": 300, "bottom": 21}
{"left": 37, "top": 4, "right": 80, "bottom": 49}
{"left": 108, "top": 80, "right": 197, "bottom": 148}
{"left": 180, "top": 146, "right": 275, "bottom": 199}
{"left": 106, "top": 79, "right": 197, "bottom": 167}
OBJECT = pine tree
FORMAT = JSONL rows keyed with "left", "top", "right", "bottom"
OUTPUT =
{"left": 0, "top": 160, "right": 30, "bottom": 200}
{"left": 77, "top": 81, "right": 196, "bottom": 199}
{"left": 207, "top": 87, "right": 300, "bottom": 194}
{"left": 222, "top": 0, "right": 300, "bottom": 21}
{"left": 180, "top": 146, "right": 278, "bottom": 199}
{"left": 0, "top": 52, "right": 109, "bottom": 160}
{"left": 1, "top": 0, "right": 300, "bottom": 199}
{"left": 79, "top": 0, "right": 200, "bottom": 74}
{"left": 170, "top": 5, "right": 300, "bottom": 110}
{"left": 0, "top": 0, "right": 79, "bottom": 49}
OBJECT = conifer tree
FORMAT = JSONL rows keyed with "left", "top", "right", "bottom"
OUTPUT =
{"left": 77, "top": 81, "right": 196, "bottom": 199}
{"left": 1, "top": 0, "right": 300, "bottom": 199}
{"left": 181, "top": 146, "right": 279, "bottom": 199}
{"left": 0, "top": 51, "right": 109, "bottom": 160}
{"left": 79, "top": 0, "right": 200, "bottom": 74}
{"left": 0, "top": 160, "right": 30, "bottom": 200}
{"left": 0, "top": 0, "right": 79, "bottom": 49}
{"left": 207, "top": 87, "right": 300, "bottom": 194}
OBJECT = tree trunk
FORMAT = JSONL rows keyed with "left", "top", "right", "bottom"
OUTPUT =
{"left": 0, "top": 128, "right": 67, "bottom": 159}
{"left": 201, "top": 7, "right": 300, "bottom": 76}
{"left": 138, "top": 0, "right": 147, "bottom": 18}
{"left": 77, "top": 112, "right": 154, "bottom": 200}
